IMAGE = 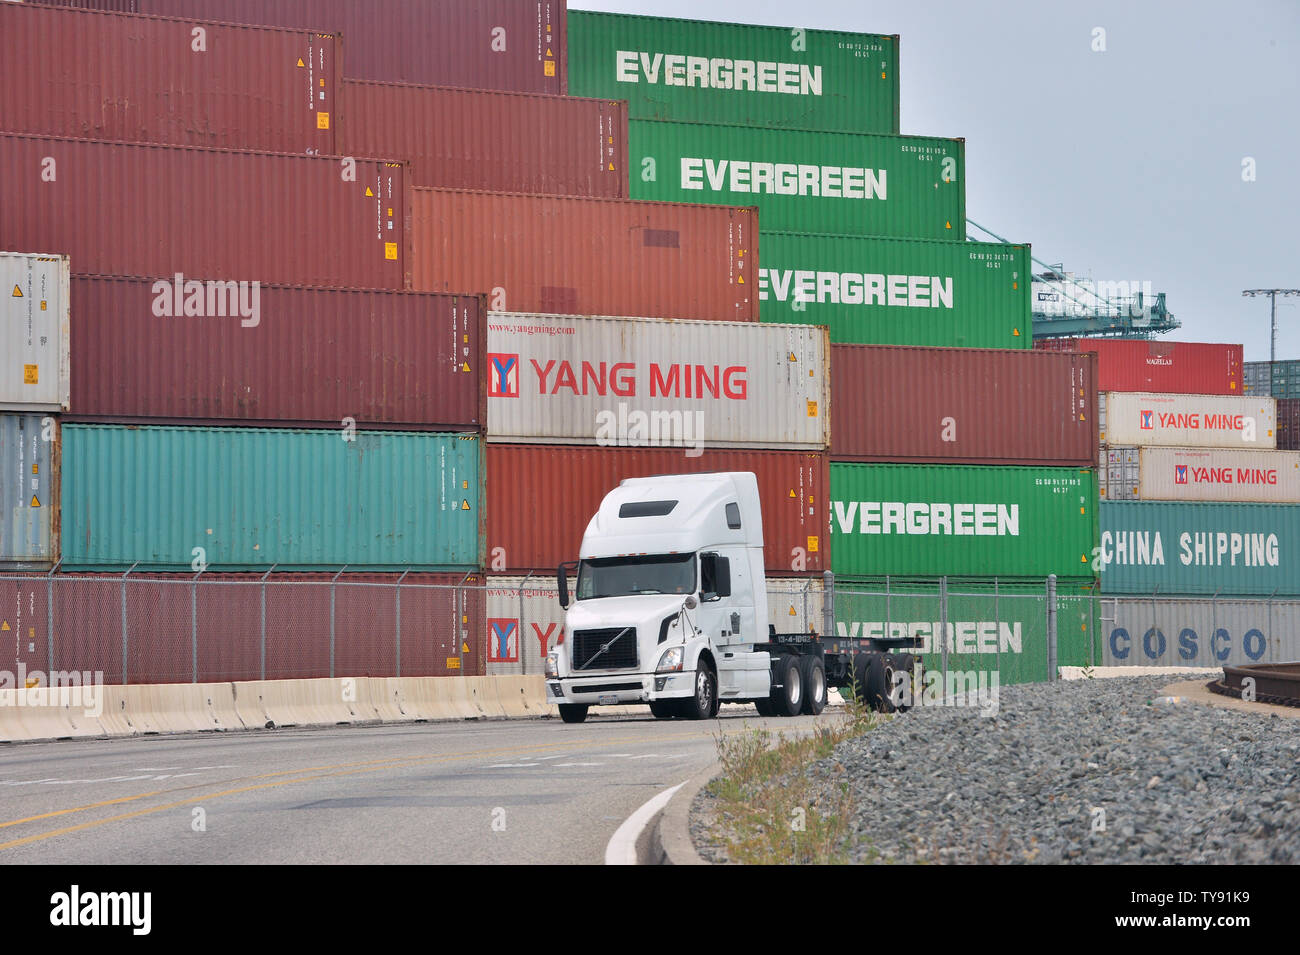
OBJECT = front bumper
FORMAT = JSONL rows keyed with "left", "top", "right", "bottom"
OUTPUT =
{"left": 547, "top": 670, "right": 695, "bottom": 705}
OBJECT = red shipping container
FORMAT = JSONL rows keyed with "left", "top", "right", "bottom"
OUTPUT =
{"left": 0, "top": 134, "right": 408, "bottom": 289}
{"left": 1034, "top": 338, "right": 1242, "bottom": 395}
{"left": 0, "top": 3, "right": 338, "bottom": 154}
{"left": 32, "top": 0, "right": 567, "bottom": 94}
{"left": 486, "top": 445, "right": 827, "bottom": 575}
{"left": 1279, "top": 398, "right": 1300, "bottom": 451}
{"left": 339, "top": 80, "right": 626, "bottom": 196}
{"left": 0, "top": 571, "right": 486, "bottom": 684}
{"left": 66, "top": 276, "right": 486, "bottom": 429}
{"left": 831, "top": 344, "right": 1098, "bottom": 466}
{"left": 413, "top": 189, "right": 757, "bottom": 320}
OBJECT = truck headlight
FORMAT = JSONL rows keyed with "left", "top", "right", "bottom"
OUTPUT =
{"left": 656, "top": 646, "right": 684, "bottom": 673}
{"left": 545, "top": 650, "right": 559, "bottom": 678}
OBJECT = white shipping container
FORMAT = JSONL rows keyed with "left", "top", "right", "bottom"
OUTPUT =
{"left": 1099, "top": 392, "right": 1276, "bottom": 449}
{"left": 1135, "top": 447, "right": 1300, "bottom": 503}
{"left": 486, "top": 312, "right": 829, "bottom": 450}
{"left": 1, "top": 252, "right": 69, "bottom": 411}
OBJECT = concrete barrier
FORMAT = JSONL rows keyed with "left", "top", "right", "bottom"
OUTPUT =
{"left": 0, "top": 686, "right": 100, "bottom": 742}
{"left": 360, "top": 677, "right": 406, "bottom": 722}
{"left": 232, "top": 678, "right": 373, "bottom": 729}
{"left": 93, "top": 684, "right": 138, "bottom": 737}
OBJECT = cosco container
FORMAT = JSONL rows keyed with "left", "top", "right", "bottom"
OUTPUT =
{"left": 1100, "top": 447, "right": 1300, "bottom": 503}
{"left": 31, "top": 0, "right": 567, "bottom": 94}
{"left": 1099, "top": 500, "right": 1300, "bottom": 596}
{"left": 0, "top": 571, "right": 487, "bottom": 683}
{"left": 60, "top": 425, "right": 484, "bottom": 570}
{"left": 1, "top": 414, "right": 59, "bottom": 568}
{"left": 1099, "top": 393, "right": 1277, "bottom": 449}
{"left": 339, "top": 81, "right": 627, "bottom": 196}
{"left": 412, "top": 189, "right": 756, "bottom": 321}
{"left": 759, "top": 232, "right": 1030, "bottom": 347}
{"left": 831, "top": 344, "right": 1096, "bottom": 465}
{"left": 0, "top": 3, "right": 338, "bottom": 154}
{"left": 486, "top": 445, "right": 828, "bottom": 575}
{"left": 830, "top": 464, "right": 1099, "bottom": 578}
{"left": 1035, "top": 338, "right": 1242, "bottom": 395}
{"left": 485, "top": 575, "right": 824, "bottom": 676}
{"left": 486, "top": 313, "right": 827, "bottom": 449}
{"left": 629, "top": 121, "right": 962, "bottom": 239}
{"left": 0, "top": 135, "right": 407, "bottom": 290}
{"left": 1279, "top": 398, "right": 1300, "bottom": 450}
{"left": 1100, "top": 595, "right": 1300, "bottom": 667}
{"left": 568, "top": 10, "right": 899, "bottom": 134}
{"left": 67, "top": 277, "right": 485, "bottom": 430}
{"left": 1, "top": 253, "right": 69, "bottom": 412}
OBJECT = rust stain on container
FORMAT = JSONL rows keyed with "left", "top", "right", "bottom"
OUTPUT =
{"left": 66, "top": 276, "right": 485, "bottom": 430}
{"left": 1, "top": 2, "right": 339, "bottom": 154}
{"left": 339, "top": 80, "right": 626, "bottom": 196}
{"left": 0, "top": 134, "right": 409, "bottom": 290}
{"left": 832, "top": 344, "right": 1099, "bottom": 467}
{"left": 412, "top": 189, "right": 757, "bottom": 321}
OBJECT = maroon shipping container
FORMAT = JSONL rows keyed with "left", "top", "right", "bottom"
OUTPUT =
{"left": 32, "top": 0, "right": 567, "bottom": 94}
{"left": 1034, "top": 338, "right": 1243, "bottom": 395}
{"left": 487, "top": 445, "right": 827, "bottom": 575}
{"left": 1278, "top": 398, "right": 1300, "bottom": 451}
{"left": 339, "top": 80, "right": 626, "bottom": 196}
{"left": 413, "top": 189, "right": 757, "bottom": 320}
{"left": 0, "top": 3, "right": 338, "bottom": 154}
{"left": 0, "top": 134, "right": 407, "bottom": 289}
{"left": 0, "top": 572, "right": 487, "bottom": 684}
{"left": 831, "top": 344, "right": 1098, "bottom": 466}
{"left": 66, "top": 276, "right": 485, "bottom": 429}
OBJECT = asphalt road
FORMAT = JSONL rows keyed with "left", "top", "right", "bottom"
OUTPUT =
{"left": 0, "top": 707, "right": 835, "bottom": 865}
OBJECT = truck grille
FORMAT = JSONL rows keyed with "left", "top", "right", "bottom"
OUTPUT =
{"left": 572, "top": 627, "right": 638, "bottom": 670}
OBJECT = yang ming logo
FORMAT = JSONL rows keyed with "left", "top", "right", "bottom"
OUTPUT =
{"left": 1175, "top": 465, "right": 1188, "bottom": 484}
{"left": 488, "top": 354, "right": 519, "bottom": 398}
{"left": 1140, "top": 410, "right": 1154, "bottom": 430}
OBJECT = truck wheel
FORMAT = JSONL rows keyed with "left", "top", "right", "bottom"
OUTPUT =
{"left": 893, "top": 654, "right": 916, "bottom": 712}
{"left": 681, "top": 664, "right": 717, "bottom": 720}
{"left": 800, "top": 656, "right": 827, "bottom": 716}
{"left": 771, "top": 654, "right": 803, "bottom": 717}
{"left": 850, "top": 653, "right": 871, "bottom": 706}
{"left": 649, "top": 700, "right": 676, "bottom": 719}
{"left": 754, "top": 699, "right": 775, "bottom": 717}
{"left": 558, "top": 703, "right": 589, "bottom": 724}
{"left": 867, "top": 654, "right": 897, "bottom": 714}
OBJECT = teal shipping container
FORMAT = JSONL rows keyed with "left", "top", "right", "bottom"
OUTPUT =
{"left": 629, "top": 120, "right": 963, "bottom": 239}
{"left": 60, "top": 424, "right": 483, "bottom": 570}
{"left": 1099, "top": 500, "right": 1300, "bottom": 597}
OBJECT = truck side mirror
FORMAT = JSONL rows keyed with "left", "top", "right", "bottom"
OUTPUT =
{"left": 557, "top": 561, "right": 578, "bottom": 609}
{"left": 715, "top": 557, "right": 731, "bottom": 598}
{"left": 700, "top": 554, "right": 732, "bottom": 601}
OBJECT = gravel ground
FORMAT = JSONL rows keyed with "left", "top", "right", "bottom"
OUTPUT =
{"left": 693, "top": 676, "right": 1300, "bottom": 864}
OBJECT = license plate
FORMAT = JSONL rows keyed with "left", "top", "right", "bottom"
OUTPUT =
{"left": 598, "top": 694, "right": 619, "bottom": 706}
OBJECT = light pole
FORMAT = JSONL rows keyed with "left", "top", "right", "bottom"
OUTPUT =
{"left": 1242, "top": 289, "right": 1300, "bottom": 365}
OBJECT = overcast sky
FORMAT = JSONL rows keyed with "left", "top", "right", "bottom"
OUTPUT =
{"left": 576, "top": 0, "right": 1300, "bottom": 361}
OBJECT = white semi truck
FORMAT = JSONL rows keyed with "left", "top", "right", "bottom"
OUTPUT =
{"left": 545, "top": 471, "right": 917, "bottom": 723}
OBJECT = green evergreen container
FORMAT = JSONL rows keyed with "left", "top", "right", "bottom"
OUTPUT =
{"left": 629, "top": 120, "right": 963, "bottom": 239}
{"left": 760, "top": 232, "right": 1032, "bottom": 347}
{"left": 568, "top": 10, "right": 899, "bottom": 134}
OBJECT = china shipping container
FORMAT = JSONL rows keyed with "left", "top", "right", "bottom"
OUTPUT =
{"left": 66, "top": 276, "right": 485, "bottom": 430}
{"left": 1099, "top": 392, "right": 1277, "bottom": 450}
{"left": 1279, "top": 398, "right": 1300, "bottom": 450}
{"left": 1099, "top": 447, "right": 1300, "bottom": 503}
{"left": 0, "top": 571, "right": 487, "bottom": 683}
{"left": 830, "top": 344, "right": 1096, "bottom": 466}
{"left": 486, "top": 313, "right": 827, "bottom": 449}
{"left": 0, "top": 135, "right": 408, "bottom": 290}
{"left": 1100, "top": 595, "right": 1300, "bottom": 667}
{"left": 412, "top": 189, "right": 756, "bottom": 321}
{"left": 60, "top": 425, "right": 484, "bottom": 570}
{"left": 0, "top": 3, "right": 338, "bottom": 155}
{"left": 829, "top": 463, "right": 1099, "bottom": 578}
{"left": 759, "top": 232, "right": 1030, "bottom": 347}
{"left": 484, "top": 575, "right": 825, "bottom": 675}
{"left": 1033, "top": 338, "right": 1242, "bottom": 395}
{"left": 629, "top": 121, "right": 963, "bottom": 239}
{"left": 339, "top": 81, "right": 627, "bottom": 197}
{"left": 567, "top": 10, "right": 899, "bottom": 134}
{"left": 1, "top": 252, "right": 69, "bottom": 412}
{"left": 0, "top": 414, "right": 59, "bottom": 569}
{"left": 1098, "top": 500, "right": 1300, "bottom": 597}
{"left": 486, "top": 445, "right": 828, "bottom": 575}
{"left": 29, "top": 0, "right": 567, "bottom": 94}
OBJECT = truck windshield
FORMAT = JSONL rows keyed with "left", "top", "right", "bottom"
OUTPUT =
{"left": 576, "top": 554, "right": 696, "bottom": 600}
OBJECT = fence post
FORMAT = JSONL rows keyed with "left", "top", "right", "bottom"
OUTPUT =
{"left": 458, "top": 572, "right": 473, "bottom": 673}
{"left": 394, "top": 569, "right": 410, "bottom": 678}
{"left": 993, "top": 577, "right": 1000, "bottom": 679}
{"left": 120, "top": 562, "right": 137, "bottom": 685}
{"left": 939, "top": 576, "right": 948, "bottom": 683}
{"left": 190, "top": 566, "right": 204, "bottom": 684}
{"left": 885, "top": 575, "right": 892, "bottom": 649}
{"left": 329, "top": 566, "right": 347, "bottom": 680}
{"left": 45, "top": 558, "right": 60, "bottom": 674}
{"left": 519, "top": 570, "right": 535, "bottom": 674}
{"left": 259, "top": 564, "right": 275, "bottom": 681}
{"left": 822, "top": 570, "right": 834, "bottom": 642}
{"left": 1046, "top": 574, "right": 1058, "bottom": 681}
